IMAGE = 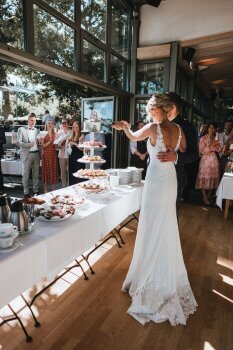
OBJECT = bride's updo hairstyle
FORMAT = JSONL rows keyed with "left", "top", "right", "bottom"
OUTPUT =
{"left": 146, "top": 93, "right": 173, "bottom": 114}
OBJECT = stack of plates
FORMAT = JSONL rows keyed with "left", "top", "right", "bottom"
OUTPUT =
{"left": 118, "top": 169, "right": 132, "bottom": 185}
{"left": 129, "top": 167, "right": 143, "bottom": 184}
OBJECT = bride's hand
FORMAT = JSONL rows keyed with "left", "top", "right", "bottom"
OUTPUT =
{"left": 112, "top": 121, "right": 130, "bottom": 130}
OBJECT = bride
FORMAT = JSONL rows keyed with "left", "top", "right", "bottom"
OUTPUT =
{"left": 113, "top": 94, "right": 197, "bottom": 326}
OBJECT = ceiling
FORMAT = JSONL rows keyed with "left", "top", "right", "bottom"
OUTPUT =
{"left": 180, "top": 31, "right": 233, "bottom": 100}
{"left": 130, "top": 1, "right": 233, "bottom": 101}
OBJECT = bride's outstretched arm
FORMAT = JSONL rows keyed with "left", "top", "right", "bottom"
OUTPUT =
{"left": 112, "top": 121, "right": 152, "bottom": 141}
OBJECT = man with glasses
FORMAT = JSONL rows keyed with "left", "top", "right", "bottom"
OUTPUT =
{"left": 56, "top": 118, "right": 71, "bottom": 187}
{"left": 17, "top": 113, "right": 40, "bottom": 198}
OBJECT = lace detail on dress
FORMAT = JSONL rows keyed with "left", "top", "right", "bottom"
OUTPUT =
{"left": 126, "top": 282, "right": 197, "bottom": 326}
{"left": 155, "top": 123, "right": 167, "bottom": 152}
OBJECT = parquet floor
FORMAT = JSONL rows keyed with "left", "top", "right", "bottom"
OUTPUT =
{"left": 0, "top": 202, "right": 232, "bottom": 350}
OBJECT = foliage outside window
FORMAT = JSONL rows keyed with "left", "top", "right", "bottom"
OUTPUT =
{"left": 110, "top": 55, "right": 128, "bottom": 91}
{"left": 82, "top": 40, "right": 105, "bottom": 81}
{"left": 137, "top": 62, "right": 165, "bottom": 95}
{"left": 42, "top": 0, "right": 75, "bottom": 20}
{"left": 81, "top": 0, "right": 107, "bottom": 43}
{"left": 0, "top": 0, "right": 24, "bottom": 50}
{"left": 111, "top": 1, "right": 130, "bottom": 59}
{"left": 34, "top": 5, "right": 74, "bottom": 68}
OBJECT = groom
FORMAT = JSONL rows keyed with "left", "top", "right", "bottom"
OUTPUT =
{"left": 157, "top": 92, "right": 199, "bottom": 208}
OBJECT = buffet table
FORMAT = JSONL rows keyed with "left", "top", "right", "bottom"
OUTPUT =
{"left": 0, "top": 184, "right": 143, "bottom": 310}
{"left": 216, "top": 173, "right": 233, "bottom": 219}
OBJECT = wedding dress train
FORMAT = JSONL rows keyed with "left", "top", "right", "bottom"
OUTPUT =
{"left": 122, "top": 124, "right": 197, "bottom": 326}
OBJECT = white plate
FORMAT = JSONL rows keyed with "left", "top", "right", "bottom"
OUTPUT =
{"left": 0, "top": 241, "right": 21, "bottom": 253}
{"left": 36, "top": 214, "right": 73, "bottom": 222}
{"left": 78, "top": 159, "right": 106, "bottom": 164}
{"left": 78, "top": 144, "right": 106, "bottom": 149}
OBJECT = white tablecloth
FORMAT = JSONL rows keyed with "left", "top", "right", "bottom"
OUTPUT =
{"left": 0, "top": 184, "right": 144, "bottom": 309}
{"left": 216, "top": 173, "right": 233, "bottom": 209}
{"left": 1, "top": 159, "right": 23, "bottom": 176}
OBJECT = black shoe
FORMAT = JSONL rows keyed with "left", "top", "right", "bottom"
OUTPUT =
{"left": 24, "top": 193, "right": 31, "bottom": 199}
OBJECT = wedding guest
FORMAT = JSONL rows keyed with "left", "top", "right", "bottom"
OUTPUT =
{"left": 218, "top": 120, "right": 233, "bottom": 178}
{"left": 0, "top": 124, "right": 6, "bottom": 194}
{"left": 196, "top": 122, "right": 222, "bottom": 205}
{"left": 223, "top": 127, "right": 233, "bottom": 157}
{"left": 57, "top": 118, "right": 71, "bottom": 187}
{"left": 41, "top": 120, "right": 58, "bottom": 193}
{"left": 157, "top": 92, "right": 199, "bottom": 206}
{"left": 67, "top": 122, "right": 85, "bottom": 185}
{"left": 17, "top": 113, "right": 40, "bottom": 198}
{"left": 42, "top": 110, "right": 55, "bottom": 125}
{"left": 198, "top": 124, "right": 208, "bottom": 149}
{"left": 130, "top": 121, "right": 148, "bottom": 179}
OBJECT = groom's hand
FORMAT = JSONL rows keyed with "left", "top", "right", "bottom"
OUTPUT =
{"left": 157, "top": 146, "right": 177, "bottom": 162}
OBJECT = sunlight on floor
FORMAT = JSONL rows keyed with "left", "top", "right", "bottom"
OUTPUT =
{"left": 218, "top": 273, "right": 233, "bottom": 286}
{"left": 217, "top": 256, "right": 233, "bottom": 270}
{"left": 201, "top": 207, "right": 208, "bottom": 211}
{"left": 203, "top": 341, "right": 216, "bottom": 350}
{"left": 212, "top": 289, "right": 233, "bottom": 303}
{"left": 0, "top": 238, "right": 118, "bottom": 330}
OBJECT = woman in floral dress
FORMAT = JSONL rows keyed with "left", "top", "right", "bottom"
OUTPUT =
{"left": 41, "top": 120, "right": 58, "bottom": 193}
{"left": 196, "top": 122, "right": 222, "bottom": 204}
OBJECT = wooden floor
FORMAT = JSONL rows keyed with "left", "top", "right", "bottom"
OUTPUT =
{"left": 0, "top": 202, "right": 233, "bottom": 350}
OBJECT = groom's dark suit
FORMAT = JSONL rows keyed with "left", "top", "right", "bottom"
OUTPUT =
{"left": 172, "top": 115, "right": 199, "bottom": 204}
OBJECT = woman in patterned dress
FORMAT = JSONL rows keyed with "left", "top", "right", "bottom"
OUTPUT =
{"left": 196, "top": 122, "right": 222, "bottom": 205}
{"left": 41, "top": 120, "right": 58, "bottom": 193}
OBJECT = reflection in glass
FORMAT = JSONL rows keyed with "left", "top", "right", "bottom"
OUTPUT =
{"left": 137, "top": 62, "right": 164, "bottom": 95}
{"left": 82, "top": 40, "right": 105, "bottom": 81}
{"left": 110, "top": 55, "right": 128, "bottom": 91}
{"left": 0, "top": 0, "right": 24, "bottom": 50}
{"left": 42, "top": 0, "right": 75, "bottom": 20}
{"left": 81, "top": 0, "right": 106, "bottom": 43}
{"left": 135, "top": 100, "right": 149, "bottom": 123}
{"left": 34, "top": 5, "right": 74, "bottom": 68}
{"left": 111, "top": 1, "right": 130, "bottom": 58}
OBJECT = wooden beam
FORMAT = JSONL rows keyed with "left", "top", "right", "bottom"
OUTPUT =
{"left": 180, "top": 31, "right": 233, "bottom": 47}
{"left": 137, "top": 44, "right": 171, "bottom": 60}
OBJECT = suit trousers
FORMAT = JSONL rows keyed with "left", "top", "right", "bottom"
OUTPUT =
{"left": 59, "top": 158, "right": 68, "bottom": 187}
{"left": 22, "top": 152, "right": 40, "bottom": 194}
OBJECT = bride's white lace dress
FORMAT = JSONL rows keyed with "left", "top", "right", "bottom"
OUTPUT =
{"left": 122, "top": 124, "right": 197, "bottom": 326}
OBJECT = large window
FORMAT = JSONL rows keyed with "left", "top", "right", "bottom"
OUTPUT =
{"left": 110, "top": 55, "right": 128, "bottom": 91}
{"left": 0, "top": 0, "right": 24, "bottom": 50}
{"left": 82, "top": 40, "right": 105, "bottom": 81}
{"left": 34, "top": 5, "right": 74, "bottom": 68}
{"left": 176, "top": 68, "right": 190, "bottom": 101}
{"left": 111, "top": 1, "right": 130, "bottom": 58}
{"left": 137, "top": 61, "right": 168, "bottom": 95}
{"left": 81, "top": 0, "right": 107, "bottom": 44}
{"left": 0, "top": 0, "right": 132, "bottom": 93}
{"left": 42, "top": 0, "right": 75, "bottom": 20}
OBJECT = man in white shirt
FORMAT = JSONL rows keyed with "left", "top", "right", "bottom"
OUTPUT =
{"left": 56, "top": 118, "right": 71, "bottom": 187}
{"left": 17, "top": 113, "right": 40, "bottom": 198}
{"left": 218, "top": 121, "right": 233, "bottom": 147}
{"left": 218, "top": 120, "right": 233, "bottom": 178}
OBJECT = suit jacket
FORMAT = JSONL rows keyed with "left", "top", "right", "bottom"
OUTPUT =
{"left": 0, "top": 126, "right": 6, "bottom": 157}
{"left": 17, "top": 127, "right": 39, "bottom": 161}
{"left": 173, "top": 115, "right": 199, "bottom": 165}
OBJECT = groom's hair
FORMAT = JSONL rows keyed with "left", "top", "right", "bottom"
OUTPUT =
{"left": 166, "top": 92, "right": 183, "bottom": 110}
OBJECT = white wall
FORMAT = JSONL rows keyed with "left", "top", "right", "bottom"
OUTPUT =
{"left": 139, "top": 0, "right": 233, "bottom": 46}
